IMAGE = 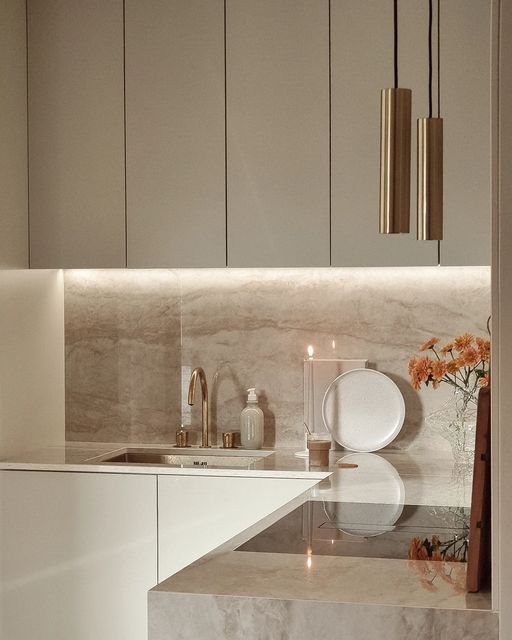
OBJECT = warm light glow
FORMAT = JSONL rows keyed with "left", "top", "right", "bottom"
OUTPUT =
{"left": 307, "top": 345, "right": 314, "bottom": 358}
{"left": 306, "top": 546, "right": 313, "bottom": 569}
{"left": 331, "top": 340, "right": 336, "bottom": 350}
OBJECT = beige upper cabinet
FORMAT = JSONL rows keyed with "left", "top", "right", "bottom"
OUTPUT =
{"left": 25, "top": 0, "right": 490, "bottom": 269}
{"left": 440, "top": 0, "right": 491, "bottom": 266}
{"left": 331, "top": 0, "right": 438, "bottom": 267}
{"left": 28, "top": 0, "right": 126, "bottom": 268}
{"left": 125, "top": 0, "right": 226, "bottom": 268}
{"left": 0, "top": 0, "right": 28, "bottom": 268}
{"left": 226, "top": 0, "right": 330, "bottom": 267}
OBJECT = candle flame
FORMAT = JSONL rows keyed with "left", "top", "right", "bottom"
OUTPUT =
{"left": 307, "top": 345, "right": 314, "bottom": 358}
{"left": 306, "top": 546, "right": 313, "bottom": 569}
{"left": 332, "top": 340, "right": 336, "bottom": 350}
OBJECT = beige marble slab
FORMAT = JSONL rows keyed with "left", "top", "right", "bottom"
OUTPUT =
{"left": 149, "top": 592, "right": 497, "bottom": 640}
{"left": 0, "top": 444, "right": 330, "bottom": 480}
{"left": 64, "top": 267, "right": 490, "bottom": 455}
{"left": 153, "top": 551, "right": 490, "bottom": 611}
{"left": 65, "top": 270, "right": 182, "bottom": 443}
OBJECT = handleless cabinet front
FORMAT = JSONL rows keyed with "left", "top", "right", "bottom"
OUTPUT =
{"left": 0, "top": 471, "right": 157, "bottom": 640}
{"left": 330, "top": 0, "right": 438, "bottom": 267}
{"left": 28, "top": 0, "right": 126, "bottom": 268}
{"left": 226, "top": 0, "right": 330, "bottom": 267}
{"left": 125, "top": 0, "right": 226, "bottom": 267}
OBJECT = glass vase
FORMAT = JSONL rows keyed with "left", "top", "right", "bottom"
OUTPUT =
{"left": 426, "top": 388, "right": 477, "bottom": 466}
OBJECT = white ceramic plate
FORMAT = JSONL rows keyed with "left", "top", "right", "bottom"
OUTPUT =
{"left": 323, "top": 452, "right": 405, "bottom": 537}
{"left": 322, "top": 368, "right": 405, "bottom": 452}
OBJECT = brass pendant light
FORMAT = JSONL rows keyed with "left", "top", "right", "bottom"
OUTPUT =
{"left": 417, "top": 0, "right": 443, "bottom": 240}
{"left": 379, "top": 0, "right": 412, "bottom": 234}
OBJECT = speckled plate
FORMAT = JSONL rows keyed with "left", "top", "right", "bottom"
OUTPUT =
{"left": 321, "top": 368, "right": 405, "bottom": 452}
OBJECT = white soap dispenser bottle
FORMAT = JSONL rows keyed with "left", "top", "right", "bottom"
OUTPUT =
{"left": 240, "top": 388, "right": 264, "bottom": 450}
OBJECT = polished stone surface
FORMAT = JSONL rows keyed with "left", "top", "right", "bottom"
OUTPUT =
{"left": 149, "top": 592, "right": 497, "bottom": 640}
{"left": 64, "top": 267, "right": 490, "bottom": 453}
{"left": 0, "top": 443, "right": 330, "bottom": 479}
{"left": 152, "top": 551, "right": 490, "bottom": 610}
{"left": 65, "top": 270, "right": 181, "bottom": 443}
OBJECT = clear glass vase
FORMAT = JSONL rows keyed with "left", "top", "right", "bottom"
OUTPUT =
{"left": 426, "top": 388, "right": 477, "bottom": 465}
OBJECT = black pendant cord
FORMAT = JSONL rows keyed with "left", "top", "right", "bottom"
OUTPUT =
{"left": 393, "top": 0, "right": 398, "bottom": 88}
{"left": 428, "top": 0, "right": 433, "bottom": 118}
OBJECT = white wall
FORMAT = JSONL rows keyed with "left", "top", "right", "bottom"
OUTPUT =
{"left": 0, "top": 0, "right": 28, "bottom": 268}
{"left": 0, "top": 271, "right": 65, "bottom": 458}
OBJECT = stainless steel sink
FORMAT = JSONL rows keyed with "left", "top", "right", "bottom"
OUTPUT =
{"left": 91, "top": 447, "right": 273, "bottom": 469}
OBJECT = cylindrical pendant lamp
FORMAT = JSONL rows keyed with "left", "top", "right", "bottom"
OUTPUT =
{"left": 417, "top": 117, "right": 443, "bottom": 240}
{"left": 380, "top": 87, "right": 412, "bottom": 234}
{"left": 379, "top": 0, "right": 412, "bottom": 234}
{"left": 417, "top": 0, "right": 443, "bottom": 240}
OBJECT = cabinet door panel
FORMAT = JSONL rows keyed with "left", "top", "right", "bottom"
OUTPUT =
{"left": 331, "top": 0, "right": 438, "bottom": 266}
{"left": 157, "top": 475, "right": 318, "bottom": 580}
{"left": 125, "top": 0, "right": 226, "bottom": 267}
{"left": 0, "top": 471, "right": 157, "bottom": 640}
{"left": 0, "top": 0, "right": 28, "bottom": 268}
{"left": 226, "top": 0, "right": 330, "bottom": 267}
{"left": 440, "top": 0, "right": 491, "bottom": 266}
{"left": 28, "top": 0, "right": 125, "bottom": 268}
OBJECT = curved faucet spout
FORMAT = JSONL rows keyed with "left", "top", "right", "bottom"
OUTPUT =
{"left": 188, "top": 367, "right": 210, "bottom": 448}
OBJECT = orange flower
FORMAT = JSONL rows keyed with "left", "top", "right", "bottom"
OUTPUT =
{"left": 476, "top": 337, "right": 490, "bottom": 362}
{"left": 419, "top": 337, "right": 439, "bottom": 352}
{"left": 408, "top": 538, "right": 429, "bottom": 561}
{"left": 431, "top": 361, "right": 447, "bottom": 381}
{"left": 479, "top": 373, "right": 490, "bottom": 387}
{"left": 454, "top": 333, "right": 474, "bottom": 352}
{"left": 440, "top": 342, "right": 455, "bottom": 355}
{"left": 410, "top": 357, "right": 434, "bottom": 390}
{"left": 461, "top": 347, "right": 480, "bottom": 367}
{"left": 408, "top": 357, "right": 418, "bottom": 376}
{"left": 446, "top": 359, "right": 462, "bottom": 375}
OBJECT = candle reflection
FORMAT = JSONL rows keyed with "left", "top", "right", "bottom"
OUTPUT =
{"left": 306, "top": 546, "right": 313, "bottom": 570}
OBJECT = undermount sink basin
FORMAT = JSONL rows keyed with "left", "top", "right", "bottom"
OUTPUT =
{"left": 93, "top": 447, "right": 273, "bottom": 469}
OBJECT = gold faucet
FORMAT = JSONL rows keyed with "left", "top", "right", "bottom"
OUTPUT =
{"left": 187, "top": 367, "right": 210, "bottom": 448}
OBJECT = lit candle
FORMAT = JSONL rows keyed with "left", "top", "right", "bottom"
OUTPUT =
{"left": 307, "top": 345, "right": 315, "bottom": 434}
{"left": 306, "top": 546, "right": 313, "bottom": 570}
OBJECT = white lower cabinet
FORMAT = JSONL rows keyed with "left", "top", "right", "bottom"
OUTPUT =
{"left": 157, "top": 475, "right": 318, "bottom": 580}
{"left": 0, "top": 471, "right": 158, "bottom": 640}
{"left": 0, "top": 471, "right": 318, "bottom": 640}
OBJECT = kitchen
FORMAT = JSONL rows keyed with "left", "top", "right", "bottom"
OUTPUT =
{"left": 1, "top": 1, "right": 510, "bottom": 639}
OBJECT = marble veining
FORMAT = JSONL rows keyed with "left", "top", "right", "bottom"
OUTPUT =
{"left": 149, "top": 593, "right": 497, "bottom": 640}
{"left": 65, "top": 267, "right": 490, "bottom": 452}
{"left": 152, "top": 551, "right": 490, "bottom": 610}
{"left": 65, "top": 270, "right": 181, "bottom": 443}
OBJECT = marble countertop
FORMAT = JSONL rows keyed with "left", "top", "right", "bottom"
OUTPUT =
{"left": 1, "top": 440, "right": 486, "bottom": 615}
{"left": 152, "top": 470, "right": 490, "bottom": 614}
{"left": 0, "top": 442, "right": 473, "bottom": 507}
{"left": 0, "top": 442, "right": 332, "bottom": 479}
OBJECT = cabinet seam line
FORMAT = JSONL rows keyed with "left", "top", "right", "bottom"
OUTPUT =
{"left": 123, "top": 0, "right": 128, "bottom": 268}
{"left": 328, "top": 0, "right": 332, "bottom": 267}
{"left": 224, "top": 0, "right": 228, "bottom": 267}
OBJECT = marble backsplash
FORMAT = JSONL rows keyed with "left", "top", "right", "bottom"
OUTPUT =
{"left": 65, "top": 267, "right": 490, "bottom": 451}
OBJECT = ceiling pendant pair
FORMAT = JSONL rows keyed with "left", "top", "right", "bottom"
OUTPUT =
{"left": 379, "top": 0, "right": 443, "bottom": 241}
